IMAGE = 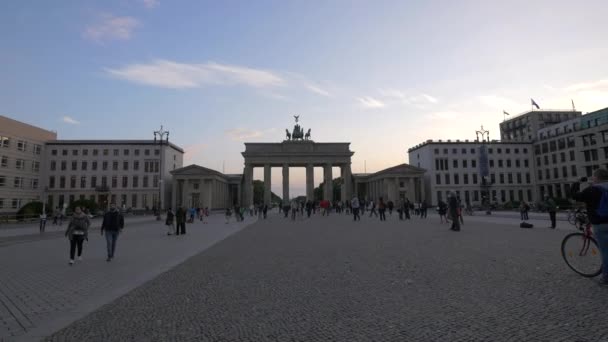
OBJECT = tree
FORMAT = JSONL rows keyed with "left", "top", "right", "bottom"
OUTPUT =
{"left": 313, "top": 177, "right": 343, "bottom": 201}
{"left": 252, "top": 180, "right": 282, "bottom": 205}
{"left": 16, "top": 201, "right": 49, "bottom": 220}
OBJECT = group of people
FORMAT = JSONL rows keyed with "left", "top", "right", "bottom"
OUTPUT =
{"left": 64, "top": 203, "right": 124, "bottom": 265}
{"left": 436, "top": 193, "right": 463, "bottom": 231}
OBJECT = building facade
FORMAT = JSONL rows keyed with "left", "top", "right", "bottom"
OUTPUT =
{"left": 353, "top": 164, "right": 426, "bottom": 203}
{"left": 44, "top": 140, "right": 184, "bottom": 211}
{"left": 170, "top": 165, "right": 241, "bottom": 210}
{"left": 0, "top": 116, "right": 57, "bottom": 214}
{"left": 499, "top": 110, "right": 581, "bottom": 142}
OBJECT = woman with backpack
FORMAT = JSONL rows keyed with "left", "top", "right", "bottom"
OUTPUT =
{"left": 65, "top": 206, "right": 90, "bottom": 265}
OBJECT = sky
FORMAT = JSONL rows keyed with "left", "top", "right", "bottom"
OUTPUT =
{"left": 1, "top": 0, "right": 608, "bottom": 196}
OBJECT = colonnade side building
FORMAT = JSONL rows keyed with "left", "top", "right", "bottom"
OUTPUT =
{"left": 409, "top": 107, "right": 608, "bottom": 206}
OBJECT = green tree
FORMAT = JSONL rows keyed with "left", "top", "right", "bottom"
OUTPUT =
{"left": 313, "top": 177, "right": 343, "bottom": 201}
{"left": 252, "top": 180, "right": 282, "bottom": 205}
{"left": 16, "top": 201, "right": 49, "bottom": 220}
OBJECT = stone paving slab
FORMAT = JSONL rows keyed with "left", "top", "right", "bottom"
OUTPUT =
{"left": 0, "top": 214, "right": 255, "bottom": 342}
{"left": 46, "top": 211, "right": 608, "bottom": 342}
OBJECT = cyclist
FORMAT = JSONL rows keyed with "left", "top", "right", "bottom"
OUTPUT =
{"left": 570, "top": 169, "right": 608, "bottom": 286}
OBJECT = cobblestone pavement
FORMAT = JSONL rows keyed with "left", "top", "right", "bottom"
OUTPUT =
{"left": 46, "top": 211, "right": 608, "bottom": 342}
{"left": 0, "top": 214, "right": 254, "bottom": 342}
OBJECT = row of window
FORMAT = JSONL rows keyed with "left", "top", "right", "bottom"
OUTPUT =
{"left": 0, "top": 175, "right": 39, "bottom": 189}
{"left": 435, "top": 172, "right": 532, "bottom": 186}
{"left": 434, "top": 147, "right": 528, "bottom": 155}
{"left": 48, "top": 175, "right": 159, "bottom": 189}
{"left": 0, "top": 198, "right": 37, "bottom": 209}
{"left": 537, "top": 165, "right": 578, "bottom": 181}
{"left": 536, "top": 150, "right": 577, "bottom": 166}
{"left": 435, "top": 158, "right": 530, "bottom": 170}
{"left": 0, "top": 137, "right": 42, "bottom": 154}
{"left": 51, "top": 148, "right": 159, "bottom": 157}
{"left": 436, "top": 189, "right": 534, "bottom": 204}
{"left": 50, "top": 160, "right": 159, "bottom": 173}
{"left": 0, "top": 156, "right": 41, "bottom": 172}
{"left": 48, "top": 193, "right": 157, "bottom": 210}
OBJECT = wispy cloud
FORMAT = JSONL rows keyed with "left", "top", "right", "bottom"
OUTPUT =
{"left": 62, "top": 116, "right": 80, "bottom": 125}
{"left": 358, "top": 96, "right": 385, "bottom": 109}
{"left": 106, "top": 59, "right": 285, "bottom": 89}
{"left": 427, "top": 111, "right": 461, "bottom": 120}
{"left": 83, "top": 14, "right": 140, "bottom": 42}
{"left": 183, "top": 142, "right": 209, "bottom": 163}
{"left": 141, "top": 0, "right": 160, "bottom": 9}
{"left": 305, "top": 84, "right": 332, "bottom": 97}
{"left": 564, "top": 79, "right": 608, "bottom": 92}
{"left": 377, "top": 88, "right": 438, "bottom": 107}
{"left": 225, "top": 128, "right": 277, "bottom": 141}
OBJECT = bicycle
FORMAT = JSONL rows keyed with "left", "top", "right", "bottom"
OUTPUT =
{"left": 567, "top": 208, "right": 587, "bottom": 226}
{"left": 561, "top": 212, "right": 603, "bottom": 277}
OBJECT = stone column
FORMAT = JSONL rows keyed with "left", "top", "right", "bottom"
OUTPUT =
{"left": 324, "top": 163, "right": 333, "bottom": 201}
{"left": 394, "top": 177, "right": 400, "bottom": 201}
{"left": 207, "top": 179, "right": 213, "bottom": 209}
{"left": 409, "top": 178, "right": 415, "bottom": 202}
{"left": 306, "top": 164, "right": 314, "bottom": 201}
{"left": 419, "top": 177, "right": 426, "bottom": 202}
{"left": 179, "top": 179, "right": 186, "bottom": 207}
{"left": 263, "top": 164, "right": 271, "bottom": 205}
{"left": 282, "top": 164, "right": 289, "bottom": 203}
{"left": 343, "top": 163, "right": 352, "bottom": 201}
{"left": 171, "top": 177, "right": 177, "bottom": 210}
{"left": 244, "top": 164, "right": 254, "bottom": 207}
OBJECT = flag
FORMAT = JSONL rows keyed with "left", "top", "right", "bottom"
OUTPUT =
{"left": 503, "top": 110, "right": 510, "bottom": 116}
{"left": 571, "top": 99, "right": 576, "bottom": 111}
{"left": 531, "top": 98, "right": 540, "bottom": 109}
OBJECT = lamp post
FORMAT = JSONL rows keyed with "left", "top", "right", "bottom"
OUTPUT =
{"left": 153, "top": 125, "right": 169, "bottom": 220}
{"left": 476, "top": 126, "right": 492, "bottom": 214}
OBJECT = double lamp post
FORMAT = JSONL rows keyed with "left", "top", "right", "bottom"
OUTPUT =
{"left": 153, "top": 125, "right": 169, "bottom": 220}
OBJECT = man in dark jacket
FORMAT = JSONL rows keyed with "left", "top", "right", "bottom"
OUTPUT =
{"left": 544, "top": 195, "right": 558, "bottom": 229}
{"left": 101, "top": 203, "right": 124, "bottom": 262}
{"left": 571, "top": 169, "right": 608, "bottom": 286}
{"left": 448, "top": 192, "right": 461, "bottom": 231}
{"left": 175, "top": 206, "right": 187, "bottom": 235}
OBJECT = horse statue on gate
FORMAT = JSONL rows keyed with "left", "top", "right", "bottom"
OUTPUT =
{"left": 292, "top": 124, "right": 304, "bottom": 140}
{"left": 285, "top": 129, "right": 291, "bottom": 141}
{"left": 304, "top": 129, "right": 311, "bottom": 140}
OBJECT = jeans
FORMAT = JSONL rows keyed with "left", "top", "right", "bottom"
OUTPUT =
{"left": 39, "top": 219, "right": 46, "bottom": 232}
{"left": 69, "top": 235, "right": 85, "bottom": 259}
{"left": 353, "top": 208, "right": 360, "bottom": 221}
{"left": 593, "top": 224, "right": 608, "bottom": 278}
{"left": 105, "top": 231, "right": 119, "bottom": 258}
{"left": 379, "top": 209, "right": 386, "bottom": 221}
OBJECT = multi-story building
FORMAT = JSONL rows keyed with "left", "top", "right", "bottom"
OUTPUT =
{"left": 44, "top": 140, "right": 184, "bottom": 211}
{"left": 0, "top": 116, "right": 57, "bottom": 214}
{"left": 500, "top": 110, "right": 581, "bottom": 142}
{"left": 408, "top": 139, "right": 536, "bottom": 206}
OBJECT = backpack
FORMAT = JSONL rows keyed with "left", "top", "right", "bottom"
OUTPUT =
{"left": 594, "top": 186, "right": 608, "bottom": 220}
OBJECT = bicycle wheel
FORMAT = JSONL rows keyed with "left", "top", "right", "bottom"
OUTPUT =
{"left": 561, "top": 232, "right": 603, "bottom": 277}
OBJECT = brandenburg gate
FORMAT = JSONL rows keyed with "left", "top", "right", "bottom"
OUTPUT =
{"left": 241, "top": 116, "right": 354, "bottom": 206}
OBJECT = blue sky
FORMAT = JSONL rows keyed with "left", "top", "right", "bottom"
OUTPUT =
{"left": 2, "top": 0, "right": 608, "bottom": 196}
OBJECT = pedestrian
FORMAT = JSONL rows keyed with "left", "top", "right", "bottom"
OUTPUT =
{"left": 448, "top": 193, "right": 461, "bottom": 231}
{"left": 52, "top": 207, "right": 59, "bottom": 225}
{"left": 520, "top": 202, "right": 530, "bottom": 221}
{"left": 571, "top": 170, "right": 608, "bottom": 286}
{"left": 263, "top": 204, "right": 268, "bottom": 219}
{"left": 39, "top": 211, "right": 47, "bottom": 233}
{"left": 545, "top": 195, "right": 557, "bottom": 229}
{"left": 176, "top": 206, "right": 187, "bottom": 235}
{"left": 369, "top": 199, "right": 378, "bottom": 218}
{"left": 421, "top": 200, "right": 428, "bottom": 218}
{"left": 290, "top": 199, "right": 298, "bottom": 221}
{"left": 306, "top": 200, "right": 313, "bottom": 218}
{"left": 457, "top": 198, "right": 464, "bottom": 225}
{"left": 378, "top": 197, "right": 387, "bottom": 221}
{"left": 351, "top": 195, "right": 361, "bottom": 221}
{"left": 65, "top": 206, "right": 90, "bottom": 265}
{"left": 165, "top": 208, "right": 175, "bottom": 235}
{"left": 100, "top": 203, "right": 124, "bottom": 262}
{"left": 387, "top": 200, "right": 394, "bottom": 216}
{"left": 404, "top": 199, "right": 411, "bottom": 220}
{"left": 249, "top": 204, "right": 254, "bottom": 217}
{"left": 225, "top": 207, "right": 232, "bottom": 224}
{"left": 438, "top": 200, "right": 448, "bottom": 223}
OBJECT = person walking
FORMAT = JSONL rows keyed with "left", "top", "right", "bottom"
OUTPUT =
{"left": 165, "top": 208, "right": 175, "bottom": 235}
{"left": 438, "top": 200, "right": 448, "bottom": 223}
{"left": 52, "top": 207, "right": 59, "bottom": 225}
{"left": 290, "top": 199, "right": 298, "bottom": 221}
{"left": 545, "top": 195, "right": 558, "bottom": 228}
{"left": 387, "top": 200, "right": 394, "bottom": 216}
{"left": 404, "top": 199, "right": 411, "bottom": 220}
{"left": 378, "top": 197, "right": 387, "bottom": 221}
{"left": 448, "top": 193, "right": 461, "bottom": 231}
{"left": 65, "top": 206, "right": 90, "bottom": 265}
{"left": 305, "top": 200, "right": 313, "bottom": 218}
{"left": 39, "top": 211, "right": 47, "bottom": 233}
{"left": 100, "top": 203, "right": 124, "bottom": 262}
{"left": 571, "top": 170, "right": 608, "bottom": 286}
{"left": 351, "top": 195, "right": 361, "bottom": 221}
{"left": 397, "top": 198, "right": 404, "bottom": 220}
{"left": 225, "top": 207, "right": 232, "bottom": 224}
{"left": 175, "top": 206, "right": 187, "bottom": 235}
{"left": 520, "top": 202, "right": 530, "bottom": 221}
{"left": 421, "top": 200, "right": 428, "bottom": 218}
{"left": 369, "top": 199, "right": 378, "bottom": 218}
{"left": 263, "top": 204, "right": 268, "bottom": 219}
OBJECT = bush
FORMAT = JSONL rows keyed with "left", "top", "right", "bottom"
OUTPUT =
{"left": 16, "top": 201, "right": 49, "bottom": 220}
{"left": 69, "top": 199, "right": 98, "bottom": 214}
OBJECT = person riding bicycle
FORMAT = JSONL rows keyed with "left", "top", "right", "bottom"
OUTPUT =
{"left": 570, "top": 169, "right": 608, "bottom": 286}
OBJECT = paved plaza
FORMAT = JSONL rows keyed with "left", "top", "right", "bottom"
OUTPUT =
{"left": 8, "top": 210, "right": 598, "bottom": 342}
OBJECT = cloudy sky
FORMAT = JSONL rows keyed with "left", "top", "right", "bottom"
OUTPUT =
{"left": 1, "top": 0, "right": 607, "bottom": 196}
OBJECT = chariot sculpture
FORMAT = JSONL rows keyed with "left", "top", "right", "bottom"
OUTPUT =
{"left": 285, "top": 115, "right": 312, "bottom": 141}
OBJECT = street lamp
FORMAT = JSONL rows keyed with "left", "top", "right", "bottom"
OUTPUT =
{"left": 476, "top": 125, "right": 491, "bottom": 214}
{"left": 153, "top": 125, "right": 169, "bottom": 220}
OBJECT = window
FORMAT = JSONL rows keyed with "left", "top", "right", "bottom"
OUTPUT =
{"left": 33, "top": 144, "right": 42, "bottom": 155}
{"left": 112, "top": 176, "right": 118, "bottom": 188}
{"left": 17, "top": 140, "right": 27, "bottom": 151}
{"left": 516, "top": 173, "right": 522, "bottom": 183}
{"left": 500, "top": 190, "right": 506, "bottom": 202}
{"left": 134, "top": 161, "right": 140, "bottom": 171}
{"left": 12, "top": 199, "right": 20, "bottom": 209}
{"left": 508, "top": 173, "right": 513, "bottom": 184}
{"left": 51, "top": 149, "right": 57, "bottom": 156}
{"left": 123, "top": 161, "right": 129, "bottom": 171}
{"left": 70, "top": 176, "right": 76, "bottom": 188}
{"left": 472, "top": 160, "right": 476, "bottom": 168}
{"left": 506, "top": 160, "right": 512, "bottom": 167}
{"left": 545, "top": 169, "right": 550, "bottom": 180}
{"left": 143, "top": 176, "right": 149, "bottom": 188}
{"left": 473, "top": 190, "right": 479, "bottom": 202}
{"left": 454, "top": 174, "right": 459, "bottom": 185}
{"left": 92, "top": 161, "right": 98, "bottom": 170}
{"left": 489, "top": 148, "right": 493, "bottom": 154}
{"left": 434, "top": 148, "right": 439, "bottom": 154}
{"left": 103, "top": 149, "right": 109, "bottom": 156}
{"left": 112, "top": 161, "right": 118, "bottom": 171}
{"left": 32, "top": 161, "right": 40, "bottom": 172}
{"left": 498, "top": 160, "right": 503, "bottom": 168}
{"left": 552, "top": 154, "right": 557, "bottom": 164}
{"left": 536, "top": 157, "right": 541, "bottom": 167}
{"left": 463, "top": 174, "right": 469, "bottom": 184}
{"left": 101, "top": 176, "right": 107, "bottom": 187}
{"left": 453, "top": 160, "right": 458, "bottom": 168}
{"left": 145, "top": 149, "right": 150, "bottom": 156}
{"left": 62, "top": 149, "right": 68, "bottom": 156}
{"left": 93, "top": 149, "right": 99, "bottom": 156}
{"left": 436, "top": 174, "right": 441, "bottom": 184}
{"left": 153, "top": 175, "right": 159, "bottom": 187}
{"left": 124, "top": 149, "right": 130, "bottom": 156}
{"left": 497, "top": 148, "right": 502, "bottom": 154}
{"left": 515, "top": 160, "right": 520, "bottom": 167}
{"left": 491, "top": 173, "right": 496, "bottom": 183}
{"left": 538, "top": 170, "right": 543, "bottom": 181}
{"left": 61, "top": 161, "right": 66, "bottom": 170}
{"left": 13, "top": 177, "right": 23, "bottom": 188}
{"left": 544, "top": 156, "right": 549, "bottom": 165}
{"left": 0, "top": 175, "right": 4, "bottom": 187}
{"left": 154, "top": 149, "right": 160, "bottom": 156}
{"left": 113, "top": 149, "right": 119, "bottom": 156}
{"left": 15, "top": 159, "right": 24, "bottom": 169}
{"left": 489, "top": 160, "right": 494, "bottom": 167}
{"left": 71, "top": 161, "right": 77, "bottom": 171}
{"left": 526, "top": 173, "right": 531, "bottom": 184}
{"left": 91, "top": 176, "right": 97, "bottom": 188}
{"left": 472, "top": 174, "right": 478, "bottom": 184}
{"left": 133, "top": 176, "right": 139, "bottom": 188}
{"left": 445, "top": 174, "right": 450, "bottom": 185}
{"left": 132, "top": 194, "right": 138, "bottom": 208}
{"left": 122, "top": 176, "right": 128, "bottom": 188}
{"left": 463, "top": 160, "right": 468, "bottom": 168}
{"left": 524, "top": 159, "right": 529, "bottom": 167}
{"left": 560, "top": 152, "right": 566, "bottom": 162}
{"left": 443, "top": 148, "right": 448, "bottom": 154}
{"left": 82, "top": 161, "right": 88, "bottom": 171}
{"left": 134, "top": 149, "right": 140, "bottom": 156}
{"left": 72, "top": 149, "right": 78, "bottom": 156}
{"left": 461, "top": 148, "right": 467, "bottom": 154}
{"left": 83, "top": 149, "right": 88, "bottom": 156}
{"left": 570, "top": 150, "right": 575, "bottom": 161}
{"left": 514, "top": 148, "right": 519, "bottom": 154}
{"left": 49, "top": 176, "right": 55, "bottom": 188}
{"left": 102, "top": 161, "right": 108, "bottom": 170}
{"left": 471, "top": 148, "right": 475, "bottom": 154}
{"left": 80, "top": 176, "right": 86, "bottom": 188}
{"left": 562, "top": 166, "right": 568, "bottom": 178}
{"left": 506, "top": 148, "right": 510, "bottom": 154}
{"left": 499, "top": 173, "right": 505, "bottom": 184}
